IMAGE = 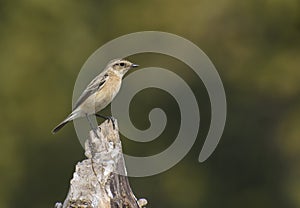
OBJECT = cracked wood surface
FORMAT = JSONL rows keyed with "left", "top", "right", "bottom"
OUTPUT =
{"left": 55, "top": 120, "right": 147, "bottom": 208}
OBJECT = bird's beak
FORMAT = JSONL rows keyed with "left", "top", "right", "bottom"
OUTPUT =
{"left": 131, "top": 63, "right": 139, "bottom": 68}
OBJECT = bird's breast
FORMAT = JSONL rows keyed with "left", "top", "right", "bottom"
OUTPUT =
{"left": 77, "top": 75, "right": 122, "bottom": 115}
{"left": 94, "top": 76, "right": 122, "bottom": 112}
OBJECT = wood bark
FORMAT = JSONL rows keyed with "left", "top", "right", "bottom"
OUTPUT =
{"left": 55, "top": 120, "right": 147, "bottom": 208}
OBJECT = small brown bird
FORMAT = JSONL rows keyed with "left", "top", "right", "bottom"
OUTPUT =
{"left": 52, "top": 59, "right": 138, "bottom": 134}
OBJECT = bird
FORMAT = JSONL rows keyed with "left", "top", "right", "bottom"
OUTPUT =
{"left": 52, "top": 58, "right": 139, "bottom": 134}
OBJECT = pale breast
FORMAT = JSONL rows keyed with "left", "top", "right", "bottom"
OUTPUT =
{"left": 94, "top": 75, "right": 121, "bottom": 113}
{"left": 77, "top": 73, "right": 122, "bottom": 115}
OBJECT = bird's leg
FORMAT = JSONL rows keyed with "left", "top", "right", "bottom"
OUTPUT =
{"left": 86, "top": 114, "right": 99, "bottom": 138}
{"left": 95, "top": 114, "right": 116, "bottom": 130}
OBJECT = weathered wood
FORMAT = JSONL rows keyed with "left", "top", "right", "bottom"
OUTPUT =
{"left": 55, "top": 120, "right": 147, "bottom": 208}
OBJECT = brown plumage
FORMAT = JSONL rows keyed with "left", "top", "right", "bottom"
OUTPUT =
{"left": 52, "top": 59, "right": 138, "bottom": 134}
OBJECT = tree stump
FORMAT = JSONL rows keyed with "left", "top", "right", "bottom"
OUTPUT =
{"left": 55, "top": 120, "right": 147, "bottom": 208}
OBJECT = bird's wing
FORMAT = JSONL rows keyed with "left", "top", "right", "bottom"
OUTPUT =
{"left": 73, "top": 71, "right": 109, "bottom": 110}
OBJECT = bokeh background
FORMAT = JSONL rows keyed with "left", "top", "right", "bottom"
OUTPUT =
{"left": 1, "top": 0, "right": 300, "bottom": 207}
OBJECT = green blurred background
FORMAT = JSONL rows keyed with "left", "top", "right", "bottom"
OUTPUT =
{"left": 1, "top": 0, "right": 300, "bottom": 207}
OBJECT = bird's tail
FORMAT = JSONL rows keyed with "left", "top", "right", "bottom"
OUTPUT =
{"left": 52, "top": 112, "right": 78, "bottom": 134}
{"left": 52, "top": 120, "right": 69, "bottom": 134}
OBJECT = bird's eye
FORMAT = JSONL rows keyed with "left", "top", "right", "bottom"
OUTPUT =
{"left": 119, "top": 62, "right": 125, "bottom": 67}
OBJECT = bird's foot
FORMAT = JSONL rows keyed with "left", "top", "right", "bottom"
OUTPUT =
{"left": 107, "top": 116, "right": 116, "bottom": 130}
{"left": 95, "top": 114, "right": 115, "bottom": 129}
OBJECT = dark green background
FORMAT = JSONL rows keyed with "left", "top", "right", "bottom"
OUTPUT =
{"left": 0, "top": 0, "right": 300, "bottom": 207}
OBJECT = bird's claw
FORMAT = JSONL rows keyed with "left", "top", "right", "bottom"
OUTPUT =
{"left": 95, "top": 114, "right": 115, "bottom": 129}
{"left": 107, "top": 116, "right": 116, "bottom": 130}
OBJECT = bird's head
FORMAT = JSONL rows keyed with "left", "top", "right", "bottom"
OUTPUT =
{"left": 108, "top": 59, "right": 139, "bottom": 77}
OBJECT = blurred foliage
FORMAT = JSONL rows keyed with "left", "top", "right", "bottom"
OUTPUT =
{"left": 0, "top": 0, "right": 300, "bottom": 207}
